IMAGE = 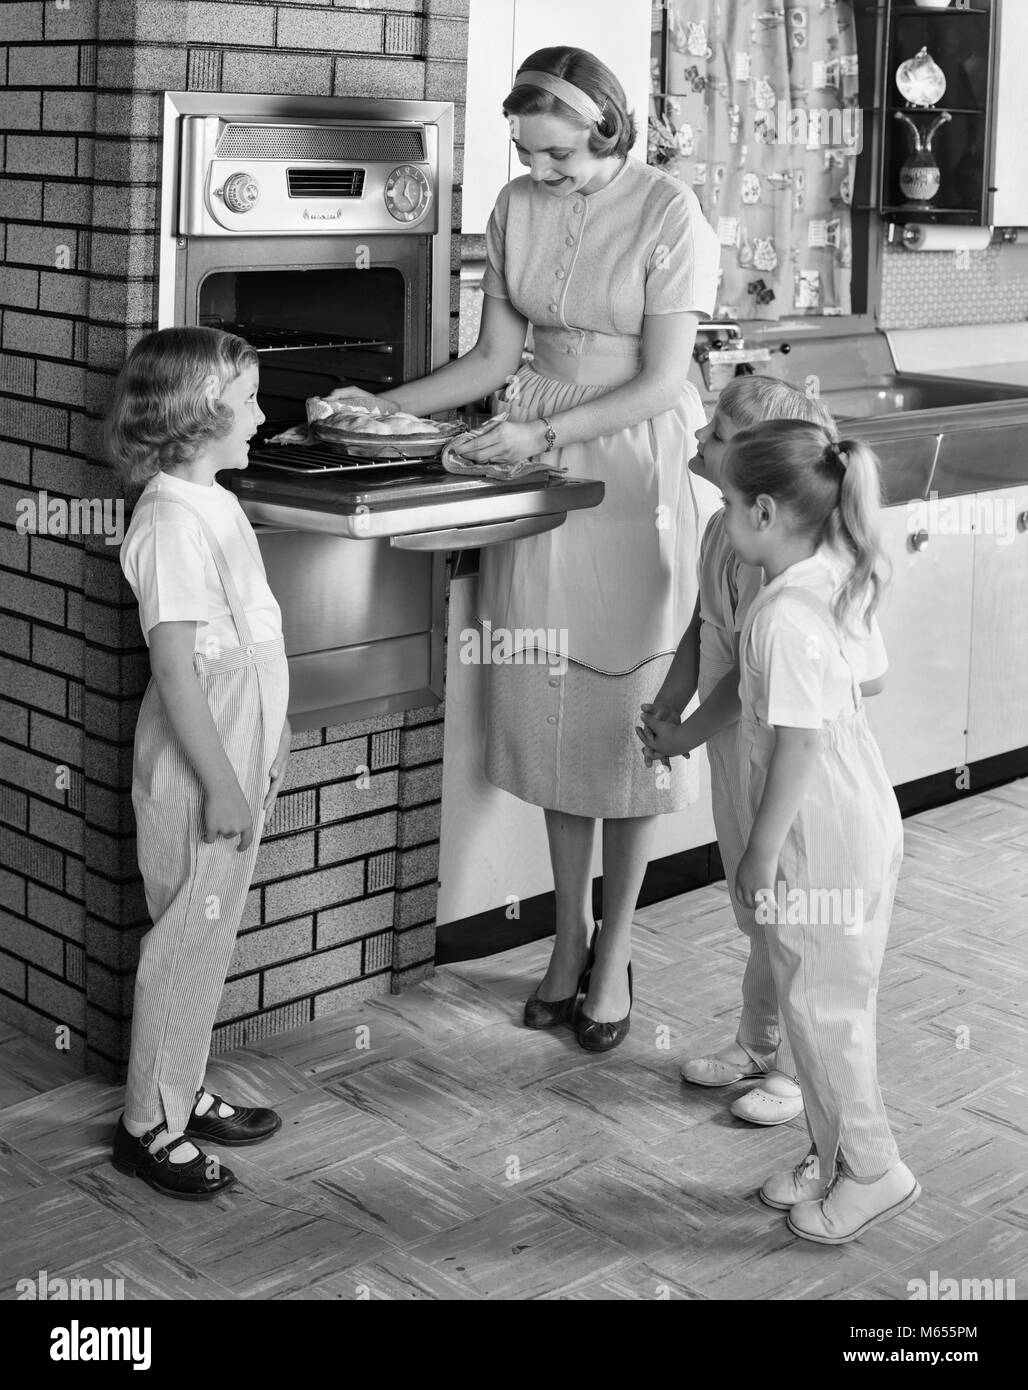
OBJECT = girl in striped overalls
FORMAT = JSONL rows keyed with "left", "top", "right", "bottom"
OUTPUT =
{"left": 640, "top": 378, "right": 837, "bottom": 1129}
{"left": 105, "top": 328, "right": 291, "bottom": 1200}
{"left": 722, "top": 418, "right": 919, "bottom": 1243}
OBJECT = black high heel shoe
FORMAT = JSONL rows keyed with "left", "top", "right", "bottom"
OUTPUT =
{"left": 523, "top": 927, "right": 598, "bottom": 1030}
{"left": 576, "top": 961, "right": 633, "bottom": 1053}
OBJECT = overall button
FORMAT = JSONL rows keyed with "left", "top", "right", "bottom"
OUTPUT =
{"left": 549, "top": 302, "right": 558, "bottom": 313}
{"left": 555, "top": 268, "right": 565, "bottom": 279}
{"left": 565, "top": 236, "right": 574, "bottom": 246}
{"left": 546, "top": 715, "right": 557, "bottom": 724}
{"left": 548, "top": 677, "right": 560, "bottom": 687}
{"left": 572, "top": 200, "right": 584, "bottom": 213}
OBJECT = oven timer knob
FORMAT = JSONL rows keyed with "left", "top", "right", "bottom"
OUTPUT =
{"left": 384, "top": 165, "right": 431, "bottom": 223}
{"left": 219, "top": 172, "right": 260, "bottom": 214}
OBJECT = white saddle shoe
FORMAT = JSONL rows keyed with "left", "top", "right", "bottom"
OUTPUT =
{"left": 787, "top": 1162, "right": 921, "bottom": 1244}
{"left": 681, "top": 1045, "right": 771, "bottom": 1088}
{"left": 759, "top": 1149, "right": 830, "bottom": 1210}
{"left": 731, "top": 1071, "right": 804, "bottom": 1126}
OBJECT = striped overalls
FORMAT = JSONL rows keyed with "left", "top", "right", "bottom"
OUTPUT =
{"left": 738, "top": 585, "right": 904, "bottom": 1179}
{"left": 124, "top": 491, "right": 289, "bottom": 1134}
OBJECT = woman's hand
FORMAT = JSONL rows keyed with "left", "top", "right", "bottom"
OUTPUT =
{"left": 734, "top": 846, "right": 778, "bottom": 911}
{"left": 456, "top": 418, "right": 546, "bottom": 464}
{"left": 321, "top": 386, "right": 401, "bottom": 416}
{"left": 637, "top": 702, "right": 691, "bottom": 762}
{"left": 263, "top": 718, "right": 292, "bottom": 823}
{"left": 204, "top": 779, "right": 255, "bottom": 852}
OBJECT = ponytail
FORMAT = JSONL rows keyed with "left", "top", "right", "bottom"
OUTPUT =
{"left": 827, "top": 438, "right": 889, "bottom": 630}
{"left": 724, "top": 420, "right": 890, "bottom": 633}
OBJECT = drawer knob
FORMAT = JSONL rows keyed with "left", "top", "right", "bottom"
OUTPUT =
{"left": 909, "top": 529, "right": 930, "bottom": 553}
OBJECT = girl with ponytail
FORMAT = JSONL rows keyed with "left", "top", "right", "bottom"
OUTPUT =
{"left": 718, "top": 419, "right": 919, "bottom": 1244}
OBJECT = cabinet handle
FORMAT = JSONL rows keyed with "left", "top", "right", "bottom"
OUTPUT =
{"left": 1018, "top": 511, "right": 1028, "bottom": 533}
{"left": 908, "top": 529, "right": 930, "bottom": 553}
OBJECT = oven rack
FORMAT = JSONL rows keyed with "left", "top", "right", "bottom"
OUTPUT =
{"left": 203, "top": 319, "right": 393, "bottom": 355}
{"left": 249, "top": 441, "right": 439, "bottom": 473}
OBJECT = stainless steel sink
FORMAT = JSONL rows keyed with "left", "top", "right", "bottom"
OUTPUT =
{"left": 819, "top": 373, "right": 1028, "bottom": 420}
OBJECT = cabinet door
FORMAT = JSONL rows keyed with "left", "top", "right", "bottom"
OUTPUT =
{"left": 993, "top": 0, "right": 1028, "bottom": 227}
{"left": 967, "top": 485, "right": 1028, "bottom": 761}
{"left": 865, "top": 505, "right": 973, "bottom": 786}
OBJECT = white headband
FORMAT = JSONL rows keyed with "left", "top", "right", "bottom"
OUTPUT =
{"left": 511, "top": 69, "right": 606, "bottom": 125}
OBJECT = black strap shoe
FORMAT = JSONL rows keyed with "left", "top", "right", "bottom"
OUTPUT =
{"left": 184, "top": 1090, "right": 283, "bottom": 1147}
{"left": 576, "top": 962, "right": 633, "bottom": 1053}
{"left": 111, "top": 1118, "right": 236, "bottom": 1201}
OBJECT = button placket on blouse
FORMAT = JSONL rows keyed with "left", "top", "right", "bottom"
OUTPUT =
{"left": 552, "top": 198, "right": 587, "bottom": 327}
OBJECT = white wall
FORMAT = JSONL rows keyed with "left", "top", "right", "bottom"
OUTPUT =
{"left": 462, "top": 0, "right": 653, "bottom": 233}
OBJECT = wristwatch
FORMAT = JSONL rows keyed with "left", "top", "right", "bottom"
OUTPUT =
{"left": 540, "top": 416, "right": 557, "bottom": 452}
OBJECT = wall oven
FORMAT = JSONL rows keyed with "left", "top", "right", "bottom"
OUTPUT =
{"left": 159, "top": 93, "right": 603, "bottom": 729}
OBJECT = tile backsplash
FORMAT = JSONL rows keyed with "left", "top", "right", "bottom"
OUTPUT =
{"left": 879, "top": 241, "right": 1028, "bottom": 331}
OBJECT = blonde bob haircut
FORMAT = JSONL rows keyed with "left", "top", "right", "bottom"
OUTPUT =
{"left": 503, "top": 46, "right": 638, "bottom": 161}
{"left": 104, "top": 326, "right": 258, "bottom": 490}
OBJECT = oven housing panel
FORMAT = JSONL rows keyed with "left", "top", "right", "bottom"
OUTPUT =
{"left": 160, "top": 94, "right": 454, "bottom": 730}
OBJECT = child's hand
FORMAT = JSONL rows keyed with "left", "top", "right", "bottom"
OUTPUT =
{"left": 204, "top": 783, "right": 255, "bottom": 852}
{"left": 734, "top": 846, "right": 777, "bottom": 911}
{"left": 263, "top": 718, "right": 292, "bottom": 823}
{"left": 637, "top": 703, "right": 690, "bottom": 763}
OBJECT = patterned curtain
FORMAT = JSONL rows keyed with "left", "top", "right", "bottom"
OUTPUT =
{"left": 649, "top": 0, "right": 860, "bottom": 321}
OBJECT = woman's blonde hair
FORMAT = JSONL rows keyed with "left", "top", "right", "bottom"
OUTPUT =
{"left": 503, "top": 46, "right": 638, "bottom": 160}
{"left": 716, "top": 373, "right": 838, "bottom": 435}
{"left": 104, "top": 326, "right": 258, "bottom": 489}
{"left": 725, "top": 418, "right": 889, "bottom": 632}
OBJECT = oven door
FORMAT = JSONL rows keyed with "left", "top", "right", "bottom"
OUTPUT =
{"left": 174, "top": 233, "right": 430, "bottom": 433}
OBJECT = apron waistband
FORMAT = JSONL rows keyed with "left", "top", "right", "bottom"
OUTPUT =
{"left": 529, "top": 327, "right": 642, "bottom": 388}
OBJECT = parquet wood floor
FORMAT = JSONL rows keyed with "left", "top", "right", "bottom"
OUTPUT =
{"left": 1, "top": 783, "right": 1025, "bottom": 1300}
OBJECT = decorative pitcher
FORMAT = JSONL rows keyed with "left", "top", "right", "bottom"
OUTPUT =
{"left": 895, "top": 109, "right": 952, "bottom": 207}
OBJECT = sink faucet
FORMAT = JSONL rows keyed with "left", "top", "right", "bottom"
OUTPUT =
{"left": 695, "top": 320, "right": 744, "bottom": 349}
{"left": 693, "top": 321, "right": 770, "bottom": 389}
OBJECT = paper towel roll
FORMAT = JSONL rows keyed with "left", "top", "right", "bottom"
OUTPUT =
{"left": 903, "top": 223, "right": 993, "bottom": 252}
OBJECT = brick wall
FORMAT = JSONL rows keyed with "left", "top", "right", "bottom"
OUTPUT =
{"left": 0, "top": 0, "right": 467, "bottom": 1077}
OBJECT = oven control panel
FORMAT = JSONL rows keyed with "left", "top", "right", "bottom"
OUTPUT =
{"left": 178, "top": 117, "right": 441, "bottom": 236}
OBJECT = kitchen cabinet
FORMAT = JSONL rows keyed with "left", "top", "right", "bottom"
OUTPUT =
{"left": 435, "top": 571, "right": 715, "bottom": 926}
{"left": 462, "top": 0, "right": 652, "bottom": 233}
{"left": 992, "top": 0, "right": 1028, "bottom": 226}
{"left": 865, "top": 500, "right": 974, "bottom": 785}
{"left": 874, "top": 0, "right": 999, "bottom": 227}
{"left": 967, "top": 484, "right": 1028, "bottom": 760}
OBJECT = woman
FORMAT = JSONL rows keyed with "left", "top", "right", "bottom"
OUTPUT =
{"left": 331, "top": 47, "right": 720, "bottom": 1051}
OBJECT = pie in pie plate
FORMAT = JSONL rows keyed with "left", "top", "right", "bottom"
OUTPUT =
{"left": 306, "top": 397, "right": 462, "bottom": 458}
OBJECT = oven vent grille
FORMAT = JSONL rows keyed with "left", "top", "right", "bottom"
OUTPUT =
{"left": 287, "top": 168, "right": 366, "bottom": 198}
{"left": 216, "top": 125, "right": 426, "bottom": 163}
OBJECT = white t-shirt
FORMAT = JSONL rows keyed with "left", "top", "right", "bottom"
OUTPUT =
{"left": 741, "top": 548, "right": 888, "bottom": 730}
{"left": 120, "top": 470, "right": 282, "bottom": 652}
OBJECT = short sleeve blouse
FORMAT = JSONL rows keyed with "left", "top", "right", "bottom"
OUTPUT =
{"left": 742, "top": 551, "right": 888, "bottom": 729}
{"left": 482, "top": 158, "right": 719, "bottom": 337}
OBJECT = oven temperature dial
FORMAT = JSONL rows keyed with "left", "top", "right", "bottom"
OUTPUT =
{"left": 384, "top": 166, "right": 431, "bottom": 223}
{"left": 221, "top": 172, "right": 260, "bottom": 214}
